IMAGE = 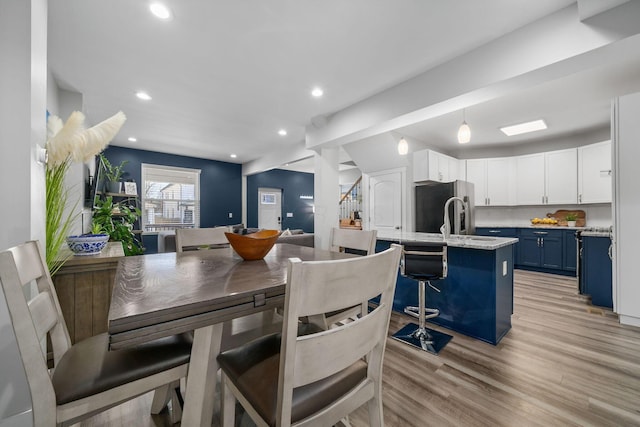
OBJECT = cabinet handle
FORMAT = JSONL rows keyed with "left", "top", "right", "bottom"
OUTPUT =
{"left": 537, "top": 237, "right": 540, "bottom": 247}
{"left": 489, "top": 230, "right": 500, "bottom": 234}
{"left": 600, "top": 169, "right": 612, "bottom": 176}
{"left": 608, "top": 244, "right": 613, "bottom": 260}
{"left": 541, "top": 238, "right": 544, "bottom": 248}
{"left": 534, "top": 231, "right": 548, "bottom": 235}
{"left": 488, "top": 197, "right": 490, "bottom": 205}
{"left": 578, "top": 194, "right": 582, "bottom": 203}
{"left": 542, "top": 196, "right": 545, "bottom": 204}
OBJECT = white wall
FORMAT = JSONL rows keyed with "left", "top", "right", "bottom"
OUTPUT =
{"left": 0, "top": 1, "right": 48, "bottom": 425}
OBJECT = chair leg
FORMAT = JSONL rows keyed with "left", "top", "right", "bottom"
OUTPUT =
{"left": 150, "top": 384, "right": 171, "bottom": 414}
{"left": 220, "top": 374, "right": 236, "bottom": 427}
{"left": 170, "top": 385, "right": 183, "bottom": 424}
{"left": 367, "top": 388, "right": 384, "bottom": 427}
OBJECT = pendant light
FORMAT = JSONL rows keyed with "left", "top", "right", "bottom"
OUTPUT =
{"left": 457, "top": 109, "right": 471, "bottom": 144}
{"left": 397, "top": 137, "right": 408, "bottom": 155}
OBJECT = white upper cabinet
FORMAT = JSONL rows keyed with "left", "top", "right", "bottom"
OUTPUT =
{"left": 466, "top": 158, "right": 514, "bottom": 206}
{"left": 578, "top": 140, "right": 612, "bottom": 204}
{"left": 515, "top": 153, "right": 545, "bottom": 205}
{"left": 515, "top": 148, "right": 577, "bottom": 205}
{"left": 545, "top": 148, "right": 578, "bottom": 204}
{"left": 413, "top": 149, "right": 459, "bottom": 182}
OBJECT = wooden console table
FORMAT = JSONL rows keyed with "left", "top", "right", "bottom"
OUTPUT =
{"left": 52, "top": 242, "right": 124, "bottom": 344}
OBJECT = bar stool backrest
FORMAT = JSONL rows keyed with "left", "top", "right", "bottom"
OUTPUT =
{"left": 401, "top": 241, "right": 448, "bottom": 280}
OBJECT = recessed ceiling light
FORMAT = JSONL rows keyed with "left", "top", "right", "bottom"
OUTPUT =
{"left": 136, "top": 91, "right": 152, "bottom": 101}
{"left": 311, "top": 87, "right": 324, "bottom": 98}
{"left": 278, "top": 129, "right": 287, "bottom": 136}
{"left": 128, "top": 137, "right": 137, "bottom": 142}
{"left": 500, "top": 119, "right": 547, "bottom": 136}
{"left": 230, "top": 154, "right": 237, "bottom": 158}
{"left": 149, "top": 2, "right": 172, "bottom": 20}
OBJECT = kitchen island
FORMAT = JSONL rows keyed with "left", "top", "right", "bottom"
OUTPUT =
{"left": 377, "top": 231, "right": 518, "bottom": 345}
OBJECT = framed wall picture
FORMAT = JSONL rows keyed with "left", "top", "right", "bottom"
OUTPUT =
{"left": 124, "top": 181, "right": 138, "bottom": 195}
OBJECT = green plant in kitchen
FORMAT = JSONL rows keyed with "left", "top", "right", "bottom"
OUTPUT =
{"left": 565, "top": 213, "right": 578, "bottom": 221}
{"left": 100, "top": 153, "right": 129, "bottom": 193}
{"left": 92, "top": 196, "right": 144, "bottom": 256}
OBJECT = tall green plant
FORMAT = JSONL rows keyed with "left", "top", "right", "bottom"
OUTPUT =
{"left": 92, "top": 196, "right": 144, "bottom": 256}
{"left": 45, "top": 158, "right": 79, "bottom": 275}
{"left": 100, "top": 153, "right": 128, "bottom": 182}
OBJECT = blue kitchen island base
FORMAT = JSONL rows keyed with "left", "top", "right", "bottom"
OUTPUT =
{"left": 377, "top": 235, "right": 515, "bottom": 346}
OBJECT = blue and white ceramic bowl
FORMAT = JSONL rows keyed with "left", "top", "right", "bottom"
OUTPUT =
{"left": 66, "top": 234, "right": 110, "bottom": 255}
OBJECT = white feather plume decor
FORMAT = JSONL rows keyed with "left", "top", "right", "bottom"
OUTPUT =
{"left": 46, "top": 110, "right": 126, "bottom": 166}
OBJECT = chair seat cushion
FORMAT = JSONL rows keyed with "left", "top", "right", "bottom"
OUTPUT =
{"left": 51, "top": 333, "right": 192, "bottom": 405}
{"left": 217, "top": 330, "right": 367, "bottom": 426}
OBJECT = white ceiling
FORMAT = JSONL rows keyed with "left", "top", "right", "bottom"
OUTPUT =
{"left": 48, "top": 0, "right": 639, "bottom": 173}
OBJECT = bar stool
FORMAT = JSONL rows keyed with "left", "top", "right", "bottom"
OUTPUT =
{"left": 392, "top": 241, "right": 453, "bottom": 355}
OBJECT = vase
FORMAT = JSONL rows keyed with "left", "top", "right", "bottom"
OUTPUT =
{"left": 66, "top": 234, "right": 109, "bottom": 255}
{"left": 567, "top": 220, "right": 576, "bottom": 227}
{"left": 107, "top": 181, "right": 121, "bottom": 193}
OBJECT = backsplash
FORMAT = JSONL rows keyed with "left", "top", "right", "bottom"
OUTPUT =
{"left": 475, "top": 204, "right": 612, "bottom": 227}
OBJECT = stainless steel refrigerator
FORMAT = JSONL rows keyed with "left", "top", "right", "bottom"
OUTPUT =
{"left": 415, "top": 180, "right": 475, "bottom": 235}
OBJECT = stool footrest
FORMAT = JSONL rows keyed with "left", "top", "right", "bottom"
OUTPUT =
{"left": 391, "top": 323, "right": 452, "bottom": 355}
{"left": 404, "top": 306, "right": 439, "bottom": 321}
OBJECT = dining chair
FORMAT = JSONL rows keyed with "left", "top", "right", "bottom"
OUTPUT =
{"left": 0, "top": 240, "right": 192, "bottom": 426}
{"left": 309, "top": 227, "right": 378, "bottom": 329}
{"left": 216, "top": 244, "right": 402, "bottom": 427}
{"left": 175, "top": 226, "right": 231, "bottom": 252}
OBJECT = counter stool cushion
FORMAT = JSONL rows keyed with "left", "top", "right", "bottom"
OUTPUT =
{"left": 217, "top": 331, "right": 367, "bottom": 426}
{"left": 52, "top": 332, "right": 193, "bottom": 405}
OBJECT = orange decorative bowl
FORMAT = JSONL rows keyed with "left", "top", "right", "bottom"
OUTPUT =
{"left": 224, "top": 230, "right": 282, "bottom": 260}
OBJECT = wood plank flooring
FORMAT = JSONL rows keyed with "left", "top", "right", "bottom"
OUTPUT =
{"left": 79, "top": 270, "right": 640, "bottom": 426}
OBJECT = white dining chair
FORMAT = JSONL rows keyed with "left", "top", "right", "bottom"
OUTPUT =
{"left": 175, "top": 226, "right": 231, "bottom": 252}
{"left": 309, "top": 228, "right": 378, "bottom": 329}
{"left": 0, "top": 240, "right": 191, "bottom": 426}
{"left": 217, "top": 244, "right": 402, "bottom": 427}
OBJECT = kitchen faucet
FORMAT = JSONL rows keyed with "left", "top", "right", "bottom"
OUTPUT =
{"left": 440, "top": 196, "right": 468, "bottom": 240}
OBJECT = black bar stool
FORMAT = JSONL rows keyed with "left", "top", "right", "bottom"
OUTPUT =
{"left": 392, "top": 241, "right": 453, "bottom": 354}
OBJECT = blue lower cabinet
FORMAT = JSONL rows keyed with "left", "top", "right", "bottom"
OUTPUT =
{"left": 377, "top": 240, "right": 513, "bottom": 345}
{"left": 582, "top": 236, "right": 613, "bottom": 308}
{"left": 517, "top": 228, "right": 569, "bottom": 275}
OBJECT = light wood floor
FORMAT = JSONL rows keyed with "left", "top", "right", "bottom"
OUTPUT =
{"left": 79, "top": 270, "right": 640, "bottom": 426}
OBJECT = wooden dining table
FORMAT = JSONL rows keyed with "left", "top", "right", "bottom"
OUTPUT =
{"left": 108, "top": 243, "right": 352, "bottom": 427}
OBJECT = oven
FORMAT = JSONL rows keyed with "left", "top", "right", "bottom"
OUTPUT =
{"left": 576, "top": 226, "right": 613, "bottom": 295}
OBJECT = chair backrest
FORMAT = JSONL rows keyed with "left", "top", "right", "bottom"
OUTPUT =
{"left": 175, "top": 226, "right": 230, "bottom": 252}
{"left": 401, "top": 241, "right": 448, "bottom": 280}
{"left": 276, "top": 244, "right": 402, "bottom": 423}
{"left": 329, "top": 228, "right": 377, "bottom": 255}
{"left": 0, "top": 241, "right": 73, "bottom": 420}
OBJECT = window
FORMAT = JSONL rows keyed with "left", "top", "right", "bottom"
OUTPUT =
{"left": 141, "top": 164, "right": 201, "bottom": 232}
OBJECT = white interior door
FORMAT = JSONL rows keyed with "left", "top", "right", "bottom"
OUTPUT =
{"left": 369, "top": 171, "right": 402, "bottom": 232}
{"left": 258, "top": 188, "right": 282, "bottom": 230}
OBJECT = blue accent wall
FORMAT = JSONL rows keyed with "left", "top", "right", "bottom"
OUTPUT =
{"left": 247, "top": 169, "right": 314, "bottom": 232}
{"left": 102, "top": 146, "right": 242, "bottom": 229}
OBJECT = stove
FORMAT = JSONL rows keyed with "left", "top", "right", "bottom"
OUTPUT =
{"left": 575, "top": 226, "right": 613, "bottom": 294}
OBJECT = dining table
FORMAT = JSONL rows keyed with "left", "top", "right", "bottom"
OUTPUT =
{"left": 107, "top": 242, "right": 353, "bottom": 427}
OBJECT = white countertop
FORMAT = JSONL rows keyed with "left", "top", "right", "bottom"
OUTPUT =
{"left": 377, "top": 230, "right": 518, "bottom": 250}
